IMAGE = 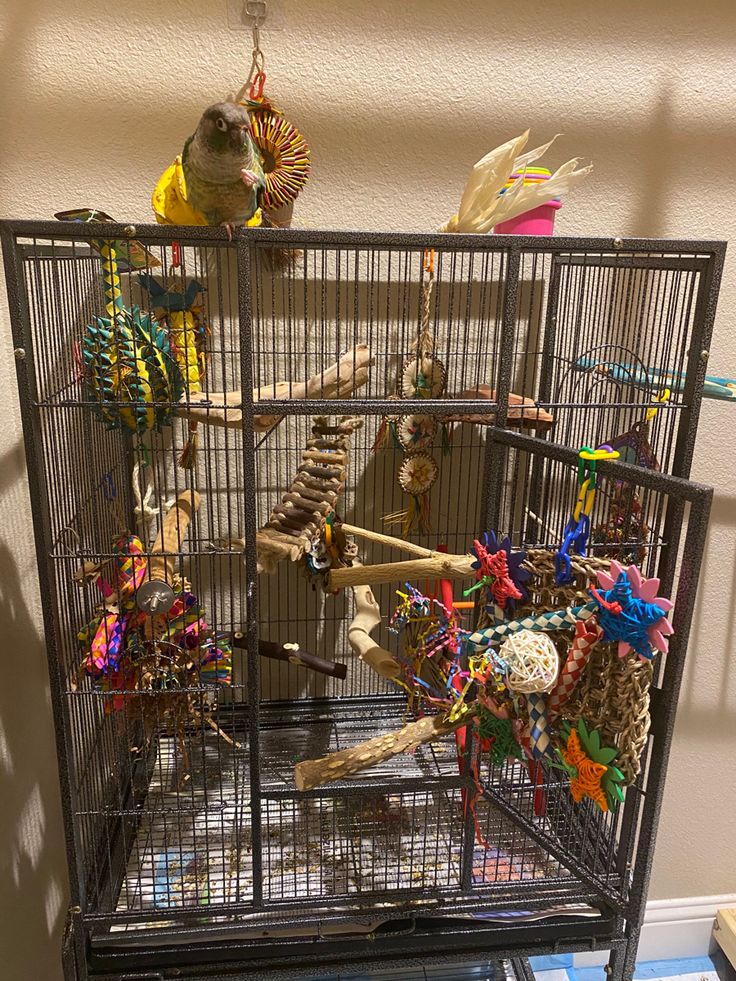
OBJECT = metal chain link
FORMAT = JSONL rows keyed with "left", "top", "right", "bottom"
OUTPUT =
{"left": 246, "top": 0, "right": 266, "bottom": 85}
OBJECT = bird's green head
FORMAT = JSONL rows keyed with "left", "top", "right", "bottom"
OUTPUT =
{"left": 196, "top": 102, "right": 253, "bottom": 154}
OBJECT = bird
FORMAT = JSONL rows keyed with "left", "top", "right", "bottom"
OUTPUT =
{"left": 180, "top": 102, "right": 266, "bottom": 234}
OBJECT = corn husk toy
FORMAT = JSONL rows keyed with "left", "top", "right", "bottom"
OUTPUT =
{"left": 441, "top": 131, "right": 592, "bottom": 234}
{"left": 82, "top": 240, "right": 183, "bottom": 434}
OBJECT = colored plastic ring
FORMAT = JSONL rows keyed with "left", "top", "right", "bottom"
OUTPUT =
{"left": 579, "top": 447, "right": 620, "bottom": 461}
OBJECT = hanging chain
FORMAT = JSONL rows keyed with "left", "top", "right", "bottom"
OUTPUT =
{"left": 246, "top": 0, "right": 266, "bottom": 87}
{"left": 235, "top": 1, "right": 268, "bottom": 104}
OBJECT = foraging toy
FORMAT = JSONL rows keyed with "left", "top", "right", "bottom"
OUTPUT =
{"left": 498, "top": 631, "right": 559, "bottom": 694}
{"left": 82, "top": 240, "right": 183, "bottom": 435}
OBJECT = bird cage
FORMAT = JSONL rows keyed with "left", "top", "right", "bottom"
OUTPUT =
{"left": 1, "top": 221, "right": 720, "bottom": 981}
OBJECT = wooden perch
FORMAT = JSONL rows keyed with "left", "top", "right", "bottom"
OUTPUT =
{"left": 294, "top": 713, "right": 462, "bottom": 790}
{"left": 231, "top": 634, "right": 348, "bottom": 679}
{"left": 177, "top": 345, "right": 373, "bottom": 430}
{"left": 329, "top": 550, "right": 475, "bottom": 590}
{"left": 348, "top": 562, "right": 400, "bottom": 679}
{"left": 148, "top": 490, "right": 201, "bottom": 582}
{"left": 445, "top": 385, "right": 554, "bottom": 429}
{"left": 340, "top": 524, "right": 434, "bottom": 559}
{"left": 292, "top": 674, "right": 511, "bottom": 789}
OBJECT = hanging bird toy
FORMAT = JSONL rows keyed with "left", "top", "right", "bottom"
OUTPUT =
{"left": 82, "top": 240, "right": 183, "bottom": 435}
{"left": 138, "top": 274, "right": 207, "bottom": 395}
{"left": 293, "top": 513, "right": 673, "bottom": 816}
{"left": 381, "top": 250, "right": 449, "bottom": 536}
{"left": 139, "top": 271, "right": 210, "bottom": 466}
{"left": 591, "top": 395, "right": 665, "bottom": 564}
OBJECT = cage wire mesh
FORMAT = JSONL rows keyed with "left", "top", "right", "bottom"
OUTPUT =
{"left": 1, "top": 223, "right": 718, "bottom": 971}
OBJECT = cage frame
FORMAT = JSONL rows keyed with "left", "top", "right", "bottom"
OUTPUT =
{"left": 1, "top": 220, "right": 722, "bottom": 981}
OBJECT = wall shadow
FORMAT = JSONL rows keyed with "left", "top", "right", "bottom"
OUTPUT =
{"left": 0, "top": 536, "right": 68, "bottom": 981}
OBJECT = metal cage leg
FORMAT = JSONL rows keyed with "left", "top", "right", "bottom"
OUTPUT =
{"left": 606, "top": 927, "right": 642, "bottom": 981}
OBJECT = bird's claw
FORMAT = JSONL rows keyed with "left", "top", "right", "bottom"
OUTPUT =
{"left": 240, "top": 169, "right": 258, "bottom": 187}
{"left": 220, "top": 222, "right": 236, "bottom": 242}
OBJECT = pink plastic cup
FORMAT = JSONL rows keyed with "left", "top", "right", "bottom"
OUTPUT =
{"left": 494, "top": 199, "right": 562, "bottom": 235}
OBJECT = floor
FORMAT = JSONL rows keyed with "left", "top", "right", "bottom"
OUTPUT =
{"left": 531, "top": 953, "right": 731, "bottom": 981}
{"left": 306, "top": 953, "right": 734, "bottom": 981}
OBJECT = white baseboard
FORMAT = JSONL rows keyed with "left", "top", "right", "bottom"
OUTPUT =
{"left": 572, "top": 893, "right": 736, "bottom": 967}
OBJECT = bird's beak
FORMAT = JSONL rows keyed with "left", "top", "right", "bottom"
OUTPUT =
{"left": 230, "top": 125, "right": 250, "bottom": 151}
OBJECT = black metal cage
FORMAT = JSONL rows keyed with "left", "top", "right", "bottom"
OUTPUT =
{"left": 1, "top": 221, "right": 721, "bottom": 981}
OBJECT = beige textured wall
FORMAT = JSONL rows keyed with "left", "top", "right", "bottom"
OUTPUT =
{"left": 1, "top": 1, "right": 735, "bottom": 977}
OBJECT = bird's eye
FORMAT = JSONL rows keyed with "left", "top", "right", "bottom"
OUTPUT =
{"left": 215, "top": 118, "right": 227, "bottom": 132}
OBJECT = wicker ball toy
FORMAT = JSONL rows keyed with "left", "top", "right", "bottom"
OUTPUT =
{"left": 499, "top": 630, "right": 560, "bottom": 694}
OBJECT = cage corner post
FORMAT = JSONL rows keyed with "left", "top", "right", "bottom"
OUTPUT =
{"left": 478, "top": 243, "right": 520, "bottom": 535}
{"left": 1, "top": 221, "right": 89, "bottom": 974}
{"left": 605, "top": 926, "right": 643, "bottom": 981}
{"left": 622, "top": 480, "right": 713, "bottom": 959}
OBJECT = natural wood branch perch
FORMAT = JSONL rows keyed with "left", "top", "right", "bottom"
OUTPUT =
{"left": 348, "top": 563, "right": 400, "bottom": 679}
{"left": 340, "top": 524, "right": 434, "bottom": 558}
{"left": 293, "top": 693, "right": 511, "bottom": 789}
{"left": 329, "top": 551, "right": 475, "bottom": 590}
{"left": 445, "top": 386, "right": 554, "bottom": 429}
{"left": 257, "top": 518, "right": 432, "bottom": 572}
{"left": 177, "top": 345, "right": 373, "bottom": 430}
{"left": 294, "top": 713, "right": 462, "bottom": 790}
{"left": 148, "top": 490, "right": 201, "bottom": 582}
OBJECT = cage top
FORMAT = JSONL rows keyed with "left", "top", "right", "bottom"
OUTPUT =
{"left": 0, "top": 218, "right": 727, "bottom": 257}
